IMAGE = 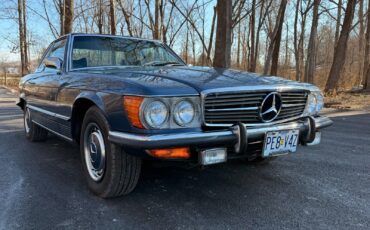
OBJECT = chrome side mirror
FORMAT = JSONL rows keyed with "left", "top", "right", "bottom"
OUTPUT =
{"left": 43, "top": 57, "right": 63, "bottom": 70}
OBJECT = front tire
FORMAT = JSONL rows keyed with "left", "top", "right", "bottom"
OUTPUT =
{"left": 80, "top": 106, "right": 141, "bottom": 198}
{"left": 24, "top": 107, "right": 48, "bottom": 142}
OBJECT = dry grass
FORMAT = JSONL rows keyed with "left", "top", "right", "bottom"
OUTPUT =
{"left": 325, "top": 91, "right": 370, "bottom": 111}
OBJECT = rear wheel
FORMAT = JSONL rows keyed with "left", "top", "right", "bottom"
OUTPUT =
{"left": 24, "top": 107, "right": 48, "bottom": 142}
{"left": 80, "top": 106, "right": 141, "bottom": 198}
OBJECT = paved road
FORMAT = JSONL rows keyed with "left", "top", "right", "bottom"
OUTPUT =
{"left": 0, "top": 86, "right": 369, "bottom": 230}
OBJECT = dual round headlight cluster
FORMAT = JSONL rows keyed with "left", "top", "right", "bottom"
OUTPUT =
{"left": 305, "top": 91, "right": 324, "bottom": 115}
{"left": 142, "top": 99, "right": 196, "bottom": 128}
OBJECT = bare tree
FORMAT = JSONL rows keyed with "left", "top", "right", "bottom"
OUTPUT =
{"left": 263, "top": 0, "right": 287, "bottom": 75}
{"left": 358, "top": 0, "right": 364, "bottom": 81}
{"left": 154, "top": 0, "right": 161, "bottom": 39}
{"left": 213, "top": 0, "right": 232, "bottom": 68}
{"left": 334, "top": 0, "right": 342, "bottom": 44}
{"left": 117, "top": 0, "right": 134, "bottom": 36}
{"left": 109, "top": 0, "right": 116, "bottom": 35}
{"left": 64, "top": 0, "right": 74, "bottom": 34}
{"left": 293, "top": 0, "right": 312, "bottom": 81}
{"left": 363, "top": 0, "right": 370, "bottom": 90}
{"left": 248, "top": 0, "right": 256, "bottom": 71}
{"left": 250, "top": 0, "right": 272, "bottom": 72}
{"left": 206, "top": 6, "right": 217, "bottom": 65}
{"left": 325, "top": 0, "right": 357, "bottom": 93}
{"left": 305, "top": 0, "right": 321, "bottom": 83}
{"left": 17, "top": 0, "right": 29, "bottom": 75}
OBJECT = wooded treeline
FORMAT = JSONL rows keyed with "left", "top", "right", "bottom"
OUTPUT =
{"left": 2, "top": 0, "right": 370, "bottom": 93}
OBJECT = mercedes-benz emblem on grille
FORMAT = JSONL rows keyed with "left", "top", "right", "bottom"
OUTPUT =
{"left": 259, "top": 92, "right": 282, "bottom": 122}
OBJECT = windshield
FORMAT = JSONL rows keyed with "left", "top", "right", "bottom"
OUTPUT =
{"left": 71, "top": 36, "right": 184, "bottom": 69}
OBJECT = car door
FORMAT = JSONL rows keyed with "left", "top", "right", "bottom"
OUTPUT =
{"left": 24, "top": 38, "right": 69, "bottom": 135}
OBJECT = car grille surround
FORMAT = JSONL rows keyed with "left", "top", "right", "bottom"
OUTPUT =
{"left": 203, "top": 90, "right": 308, "bottom": 126}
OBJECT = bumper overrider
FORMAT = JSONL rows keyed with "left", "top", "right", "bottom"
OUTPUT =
{"left": 108, "top": 116, "right": 333, "bottom": 159}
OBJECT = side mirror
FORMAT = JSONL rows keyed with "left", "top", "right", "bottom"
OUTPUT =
{"left": 43, "top": 57, "right": 62, "bottom": 70}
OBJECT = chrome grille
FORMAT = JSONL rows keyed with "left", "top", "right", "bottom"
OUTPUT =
{"left": 203, "top": 90, "right": 308, "bottom": 126}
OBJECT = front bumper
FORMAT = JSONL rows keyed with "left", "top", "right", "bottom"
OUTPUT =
{"left": 108, "top": 116, "right": 333, "bottom": 151}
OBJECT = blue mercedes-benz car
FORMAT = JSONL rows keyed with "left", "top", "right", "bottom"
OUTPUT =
{"left": 18, "top": 33, "right": 333, "bottom": 198}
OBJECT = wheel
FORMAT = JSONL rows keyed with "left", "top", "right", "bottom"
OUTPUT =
{"left": 24, "top": 107, "right": 48, "bottom": 142}
{"left": 80, "top": 106, "right": 141, "bottom": 198}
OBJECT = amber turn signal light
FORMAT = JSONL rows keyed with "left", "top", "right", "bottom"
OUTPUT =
{"left": 123, "top": 96, "right": 144, "bottom": 129}
{"left": 147, "top": 147, "right": 191, "bottom": 159}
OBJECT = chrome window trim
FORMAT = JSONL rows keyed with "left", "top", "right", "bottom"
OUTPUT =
{"left": 201, "top": 86, "right": 311, "bottom": 128}
{"left": 27, "top": 105, "right": 70, "bottom": 121}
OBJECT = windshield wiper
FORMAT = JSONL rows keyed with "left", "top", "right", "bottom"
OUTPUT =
{"left": 143, "top": 61, "right": 184, "bottom": 66}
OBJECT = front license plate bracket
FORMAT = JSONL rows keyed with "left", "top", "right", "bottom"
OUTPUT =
{"left": 263, "top": 129, "right": 299, "bottom": 157}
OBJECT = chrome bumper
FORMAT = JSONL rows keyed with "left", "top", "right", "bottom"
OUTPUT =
{"left": 108, "top": 116, "right": 333, "bottom": 149}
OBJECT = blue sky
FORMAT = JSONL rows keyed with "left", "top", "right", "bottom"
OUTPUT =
{"left": 0, "top": 0, "right": 341, "bottom": 64}
{"left": 0, "top": 0, "right": 219, "bottom": 63}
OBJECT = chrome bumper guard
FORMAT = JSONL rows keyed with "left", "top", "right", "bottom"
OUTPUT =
{"left": 108, "top": 116, "right": 333, "bottom": 149}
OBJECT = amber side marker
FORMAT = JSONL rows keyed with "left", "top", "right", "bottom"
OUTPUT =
{"left": 147, "top": 147, "right": 191, "bottom": 159}
{"left": 123, "top": 96, "right": 144, "bottom": 129}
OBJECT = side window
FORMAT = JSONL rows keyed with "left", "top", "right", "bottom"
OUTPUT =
{"left": 48, "top": 39, "right": 66, "bottom": 61}
{"left": 36, "top": 39, "right": 66, "bottom": 72}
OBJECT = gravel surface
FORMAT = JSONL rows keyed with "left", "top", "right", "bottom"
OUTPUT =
{"left": 0, "top": 86, "right": 369, "bottom": 230}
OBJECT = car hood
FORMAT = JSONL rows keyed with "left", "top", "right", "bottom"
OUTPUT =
{"left": 74, "top": 66, "right": 317, "bottom": 95}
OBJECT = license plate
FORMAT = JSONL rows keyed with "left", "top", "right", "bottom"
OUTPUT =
{"left": 200, "top": 148, "right": 227, "bottom": 165}
{"left": 263, "top": 130, "right": 299, "bottom": 157}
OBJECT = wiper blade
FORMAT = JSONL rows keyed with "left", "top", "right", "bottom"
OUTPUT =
{"left": 143, "top": 61, "right": 184, "bottom": 66}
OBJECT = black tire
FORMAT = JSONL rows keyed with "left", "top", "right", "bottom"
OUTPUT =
{"left": 80, "top": 106, "right": 141, "bottom": 198}
{"left": 24, "top": 107, "right": 48, "bottom": 142}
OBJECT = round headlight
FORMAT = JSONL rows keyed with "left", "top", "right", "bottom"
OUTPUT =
{"left": 173, "top": 100, "right": 195, "bottom": 126}
{"left": 306, "top": 93, "right": 317, "bottom": 115}
{"left": 143, "top": 100, "right": 168, "bottom": 128}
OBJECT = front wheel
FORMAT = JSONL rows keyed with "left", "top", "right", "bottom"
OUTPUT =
{"left": 80, "top": 106, "right": 141, "bottom": 198}
{"left": 24, "top": 107, "right": 48, "bottom": 142}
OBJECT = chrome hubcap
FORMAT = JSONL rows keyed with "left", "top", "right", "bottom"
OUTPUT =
{"left": 24, "top": 108, "right": 31, "bottom": 134}
{"left": 84, "top": 123, "right": 106, "bottom": 181}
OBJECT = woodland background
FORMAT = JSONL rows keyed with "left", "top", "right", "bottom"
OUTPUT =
{"left": 1, "top": 0, "right": 370, "bottom": 94}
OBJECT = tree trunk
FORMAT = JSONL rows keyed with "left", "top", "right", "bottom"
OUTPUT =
{"left": 59, "top": 0, "right": 65, "bottom": 35}
{"left": 248, "top": 0, "right": 256, "bottom": 71}
{"left": 98, "top": 0, "right": 103, "bottom": 34}
{"left": 293, "top": 1, "right": 300, "bottom": 81}
{"left": 18, "top": 0, "right": 28, "bottom": 76}
{"left": 325, "top": 0, "right": 357, "bottom": 93}
{"left": 213, "top": 0, "right": 232, "bottom": 68}
{"left": 206, "top": 6, "right": 217, "bottom": 65}
{"left": 117, "top": 0, "right": 133, "bottom": 36}
{"left": 252, "top": 0, "right": 270, "bottom": 72}
{"left": 18, "top": 0, "right": 24, "bottom": 76}
{"left": 236, "top": 22, "right": 241, "bottom": 68}
{"left": 64, "top": 0, "right": 74, "bottom": 34}
{"left": 304, "top": 0, "right": 321, "bottom": 83}
{"left": 109, "top": 0, "right": 116, "bottom": 35}
{"left": 284, "top": 23, "right": 289, "bottom": 67}
{"left": 22, "top": 0, "right": 29, "bottom": 74}
{"left": 269, "top": 0, "right": 287, "bottom": 76}
{"left": 185, "top": 23, "right": 189, "bottom": 63}
{"left": 363, "top": 0, "right": 370, "bottom": 89}
{"left": 335, "top": 0, "right": 342, "bottom": 44}
{"left": 154, "top": 0, "right": 161, "bottom": 39}
{"left": 358, "top": 0, "right": 364, "bottom": 84}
